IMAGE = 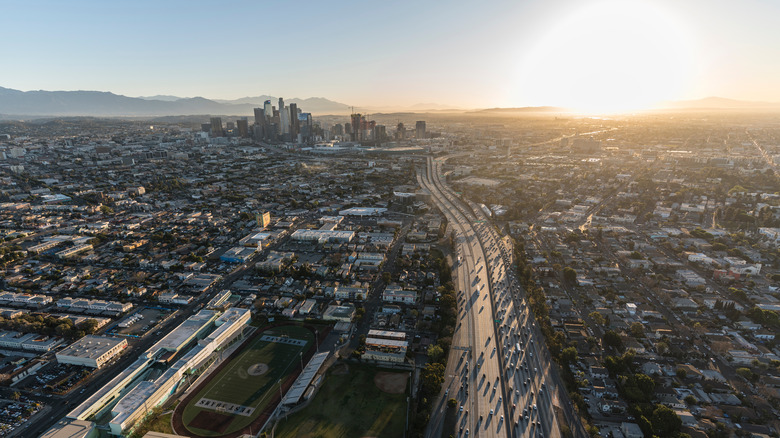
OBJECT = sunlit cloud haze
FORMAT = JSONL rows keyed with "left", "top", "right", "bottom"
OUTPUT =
{"left": 2, "top": 0, "right": 780, "bottom": 111}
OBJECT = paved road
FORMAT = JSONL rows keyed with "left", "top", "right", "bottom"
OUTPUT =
{"left": 420, "top": 159, "right": 508, "bottom": 437}
{"left": 25, "top": 230, "right": 290, "bottom": 437}
{"left": 422, "top": 156, "right": 587, "bottom": 438}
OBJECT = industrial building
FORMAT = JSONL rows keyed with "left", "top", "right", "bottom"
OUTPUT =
{"left": 291, "top": 229, "right": 354, "bottom": 244}
{"left": 240, "top": 231, "right": 272, "bottom": 247}
{"left": 55, "top": 244, "right": 93, "bottom": 259}
{"left": 56, "top": 335, "right": 127, "bottom": 368}
{"left": 338, "top": 207, "right": 387, "bottom": 217}
{"left": 220, "top": 246, "right": 257, "bottom": 263}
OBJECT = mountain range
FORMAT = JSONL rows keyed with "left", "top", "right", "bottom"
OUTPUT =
{"left": 2, "top": 86, "right": 780, "bottom": 118}
{"left": 0, "top": 87, "right": 352, "bottom": 117}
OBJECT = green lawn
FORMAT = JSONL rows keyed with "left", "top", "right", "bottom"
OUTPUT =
{"left": 145, "top": 408, "right": 175, "bottom": 435}
{"left": 181, "top": 325, "right": 313, "bottom": 436}
{"left": 275, "top": 363, "right": 408, "bottom": 438}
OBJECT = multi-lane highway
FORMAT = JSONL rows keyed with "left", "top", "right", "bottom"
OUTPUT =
{"left": 421, "top": 156, "right": 584, "bottom": 438}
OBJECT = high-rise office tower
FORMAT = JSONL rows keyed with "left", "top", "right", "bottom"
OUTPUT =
{"left": 280, "top": 106, "right": 290, "bottom": 136}
{"left": 416, "top": 121, "right": 426, "bottom": 139}
{"left": 351, "top": 113, "right": 362, "bottom": 141}
{"left": 236, "top": 119, "right": 249, "bottom": 138}
{"left": 396, "top": 122, "right": 406, "bottom": 140}
{"left": 375, "top": 125, "right": 386, "bottom": 142}
{"left": 289, "top": 103, "right": 299, "bottom": 140}
{"left": 253, "top": 108, "right": 264, "bottom": 126}
{"left": 264, "top": 100, "right": 273, "bottom": 122}
{"left": 210, "top": 117, "right": 224, "bottom": 137}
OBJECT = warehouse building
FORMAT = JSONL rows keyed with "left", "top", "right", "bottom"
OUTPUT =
{"left": 56, "top": 335, "right": 127, "bottom": 368}
{"left": 220, "top": 246, "right": 257, "bottom": 263}
{"left": 291, "top": 229, "right": 354, "bottom": 244}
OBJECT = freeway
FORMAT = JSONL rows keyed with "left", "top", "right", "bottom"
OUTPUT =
{"left": 422, "top": 156, "right": 586, "bottom": 438}
{"left": 420, "top": 160, "right": 507, "bottom": 437}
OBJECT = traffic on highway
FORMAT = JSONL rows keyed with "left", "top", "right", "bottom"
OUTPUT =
{"left": 420, "top": 157, "right": 577, "bottom": 438}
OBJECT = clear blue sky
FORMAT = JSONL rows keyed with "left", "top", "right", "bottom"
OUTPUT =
{"left": 2, "top": 0, "right": 780, "bottom": 109}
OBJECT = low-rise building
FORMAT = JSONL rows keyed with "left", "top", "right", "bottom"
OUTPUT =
{"left": 56, "top": 335, "right": 128, "bottom": 368}
{"left": 363, "top": 330, "right": 408, "bottom": 363}
{"left": 0, "top": 331, "right": 63, "bottom": 352}
{"left": 383, "top": 286, "right": 417, "bottom": 304}
{"left": 322, "top": 304, "right": 355, "bottom": 322}
{"left": 55, "top": 244, "right": 93, "bottom": 259}
{"left": 220, "top": 246, "right": 256, "bottom": 263}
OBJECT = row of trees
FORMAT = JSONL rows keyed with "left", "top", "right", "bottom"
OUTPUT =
{"left": 410, "top": 249, "right": 457, "bottom": 437}
{"left": 0, "top": 314, "right": 100, "bottom": 340}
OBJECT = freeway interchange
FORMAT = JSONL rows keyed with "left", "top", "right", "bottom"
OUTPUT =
{"left": 421, "top": 156, "right": 578, "bottom": 438}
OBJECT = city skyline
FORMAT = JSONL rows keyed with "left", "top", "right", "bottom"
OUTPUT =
{"left": 4, "top": 0, "right": 780, "bottom": 112}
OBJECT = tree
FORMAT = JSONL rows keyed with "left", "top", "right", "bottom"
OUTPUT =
{"left": 589, "top": 311, "right": 606, "bottom": 326}
{"left": 420, "top": 363, "right": 446, "bottom": 397}
{"left": 10, "top": 392, "right": 20, "bottom": 401}
{"left": 637, "top": 415, "right": 653, "bottom": 437}
{"left": 603, "top": 330, "right": 624, "bottom": 351}
{"left": 562, "top": 267, "right": 577, "bottom": 285}
{"left": 629, "top": 322, "right": 644, "bottom": 338}
{"left": 382, "top": 272, "right": 392, "bottom": 283}
{"left": 652, "top": 404, "right": 682, "bottom": 436}
{"left": 427, "top": 344, "right": 445, "bottom": 364}
{"left": 560, "top": 347, "right": 578, "bottom": 365}
{"left": 684, "top": 395, "right": 698, "bottom": 405}
{"left": 447, "top": 398, "right": 457, "bottom": 408}
{"left": 78, "top": 318, "right": 99, "bottom": 335}
{"left": 634, "top": 373, "right": 656, "bottom": 395}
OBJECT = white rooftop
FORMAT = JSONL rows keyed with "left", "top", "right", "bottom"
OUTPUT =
{"left": 57, "top": 335, "right": 125, "bottom": 360}
{"left": 152, "top": 309, "right": 218, "bottom": 353}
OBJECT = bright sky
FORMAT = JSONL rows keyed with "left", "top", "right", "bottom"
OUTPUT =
{"left": 2, "top": 0, "right": 780, "bottom": 111}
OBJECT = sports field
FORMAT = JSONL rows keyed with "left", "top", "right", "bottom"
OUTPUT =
{"left": 275, "top": 363, "right": 409, "bottom": 438}
{"left": 180, "top": 325, "right": 314, "bottom": 437}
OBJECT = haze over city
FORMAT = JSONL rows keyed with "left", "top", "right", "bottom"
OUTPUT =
{"left": 0, "top": 1, "right": 779, "bottom": 438}
{"left": 3, "top": 0, "right": 780, "bottom": 112}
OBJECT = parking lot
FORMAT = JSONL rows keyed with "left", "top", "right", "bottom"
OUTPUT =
{"left": 110, "top": 307, "right": 173, "bottom": 337}
{"left": 0, "top": 397, "right": 43, "bottom": 435}
{"left": 18, "top": 362, "right": 92, "bottom": 395}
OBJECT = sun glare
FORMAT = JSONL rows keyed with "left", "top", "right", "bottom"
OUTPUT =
{"left": 515, "top": 1, "right": 694, "bottom": 114}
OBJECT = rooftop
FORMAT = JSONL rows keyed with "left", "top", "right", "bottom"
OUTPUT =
{"left": 56, "top": 335, "right": 125, "bottom": 360}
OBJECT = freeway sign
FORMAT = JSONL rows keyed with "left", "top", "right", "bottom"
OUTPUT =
{"left": 495, "top": 319, "right": 501, "bottom": 323}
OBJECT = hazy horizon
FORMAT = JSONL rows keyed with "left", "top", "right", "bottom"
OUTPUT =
{"left": 3, "top": 0, "right": 780, "bottom": 112}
